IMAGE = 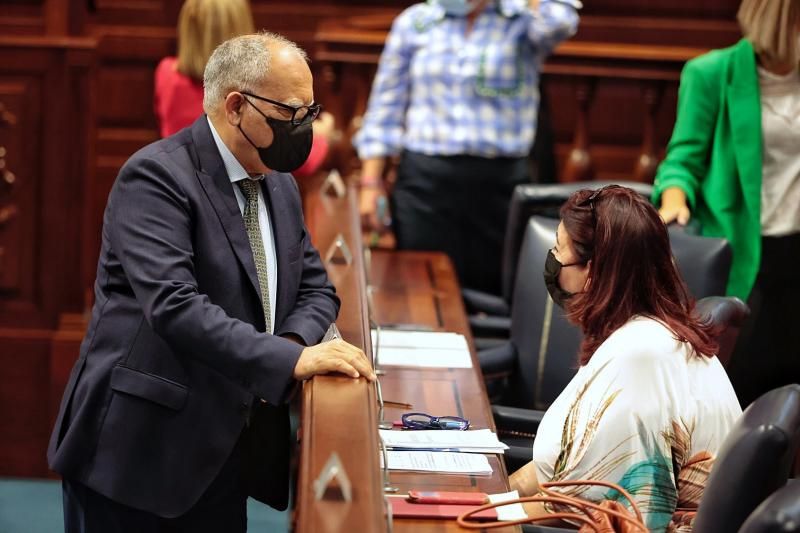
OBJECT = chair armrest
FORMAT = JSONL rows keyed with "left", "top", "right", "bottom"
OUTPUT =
{"left": 478, "top": 342, "right": 516, "bottom": 377}
{"left": 474, "top": 336, "right": 508, "bottom": 351}
{"left": 469, "top": 315, "right": 512, "bottom": 338}
{"left": 492, "top": 404, "right": 545, "bottom": 436}
{"left": 462, "top": 288, "right": 510, "bottom": 316}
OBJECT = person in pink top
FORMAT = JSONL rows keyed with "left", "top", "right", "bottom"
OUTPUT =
{"left": 154, "top": 0, "right": 332, "bottom": 178}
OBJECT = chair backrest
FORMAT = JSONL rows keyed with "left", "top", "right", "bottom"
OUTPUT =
{"left": 500, "top": 181, "right": 653, "bottom": 303}
{"left": 738, "top": 479, "right": 800, "bottom": 533}
{"left": 667, "top": 225, "right": 731, "bottom": 298}
{"left": 693, "top": 384, "right": 800, "bottom": 533}
{"left": 505, "top": 216, "right": 581, "bottom": 409}
{"left": 694, "top": 296, "right": 750, "bottom": 366}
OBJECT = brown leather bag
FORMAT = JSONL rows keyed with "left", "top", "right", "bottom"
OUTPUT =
{"left": 456, "top": 480, "right": 648, "bottom": 532}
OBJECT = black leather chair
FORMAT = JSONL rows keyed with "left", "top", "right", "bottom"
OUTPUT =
{"left": 463, "top": 181, "right": 653, "bottom": 348}
{"left": 484, "top": 216, "right": 741, "bottom": 472}
{"left": 739, "top": 479, "right": 800, "bottom": 533}
{"left": 693, "top": 384, "right": 800, "bottom": 533}
{"left": 694, "top": 295, "right": 750, "bottom": 366}
{"left": 479, "top": 217, "right": 578, "bottom": 409}
{"left": 667, "top": 225, "right": 731, "bottom": 300}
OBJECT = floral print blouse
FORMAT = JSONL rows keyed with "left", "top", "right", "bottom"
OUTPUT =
{"left": 533, "top": 316, "right": 742, "bottom": 532}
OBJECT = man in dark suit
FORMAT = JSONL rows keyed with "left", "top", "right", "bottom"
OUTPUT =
{"left": 48, "top": 32, "right": 375, "bottom": 533}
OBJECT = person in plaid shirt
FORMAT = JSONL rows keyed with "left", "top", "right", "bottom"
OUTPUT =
{"left": 355, "top": 0, "right": 580, "bottom": 294}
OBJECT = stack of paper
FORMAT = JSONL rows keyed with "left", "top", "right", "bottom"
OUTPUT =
{"left": 371, "top": 329, "right": 472, "bottom": 368}
{"left": 379, "top": 429, "right": 509, "bottom": 454}
{"left": 381, "top": 450, "right": 493, "bottom": 475}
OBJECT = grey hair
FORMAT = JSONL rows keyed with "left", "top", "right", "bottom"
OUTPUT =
{"left": 202, "top": 31, "right": 308, "bottom": 114}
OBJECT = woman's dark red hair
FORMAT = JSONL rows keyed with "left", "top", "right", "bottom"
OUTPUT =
{"left": 560, "top": 185, "right": 718, "bottom": 365}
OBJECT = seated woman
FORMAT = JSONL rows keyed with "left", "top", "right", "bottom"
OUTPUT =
{"left": 510, "top": 186, "right": 742, "bottom": 532}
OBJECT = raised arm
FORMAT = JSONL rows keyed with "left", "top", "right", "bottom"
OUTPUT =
{"left": 525, "top": 0, "right": 581, "bottom": 54}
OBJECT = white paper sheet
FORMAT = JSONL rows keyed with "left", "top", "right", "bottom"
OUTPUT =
{"left": 488, "top": 490, "right": 529, "bottom": 521}
{"left": 379, "top": 429, "right": 508, "bottom": 453}
{"left": 372, "top": 329, "right": 473, "bottom": 368}
{"left": 381, "top": 450, "right": 493, "bottom": 475}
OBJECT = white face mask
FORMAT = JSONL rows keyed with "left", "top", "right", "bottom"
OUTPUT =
{"left": 430, "top": 0, "right": 481, "bottom": 16}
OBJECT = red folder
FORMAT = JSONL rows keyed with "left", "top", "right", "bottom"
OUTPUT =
{"left": 388, "top": 496, "right": 498, "bottom": 520}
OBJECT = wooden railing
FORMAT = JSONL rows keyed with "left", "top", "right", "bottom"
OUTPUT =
{"left": 294, "top": 184, "right": 387, "bottom": 533}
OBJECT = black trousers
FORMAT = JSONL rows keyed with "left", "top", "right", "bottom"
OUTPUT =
{"left": 391, "top": 151, "right": 529, "bottom": 295}
{"left": 62, "top": 436, "right": 247, "bottom": 533}
{"left": 727, "top": 232, "right": 800, "bottom": 408}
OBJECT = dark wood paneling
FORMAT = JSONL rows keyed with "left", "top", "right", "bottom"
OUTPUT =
{"left": 0, "top": 333, "right": 53, "bottom": 477}
{"left": 0, "top": 37, "right": 94, "bottom": 476}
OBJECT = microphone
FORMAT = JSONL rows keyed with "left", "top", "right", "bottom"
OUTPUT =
{"left": 378, "top": 435, "right": 399, "bottom": 494}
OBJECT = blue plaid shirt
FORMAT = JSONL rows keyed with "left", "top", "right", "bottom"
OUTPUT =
{"left": 354, "top": 0, "right": 581, "bottom": 160}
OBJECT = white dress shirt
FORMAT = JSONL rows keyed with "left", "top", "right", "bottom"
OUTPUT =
{"left": 207, "top": 117, "right": 277, "bottom": 332}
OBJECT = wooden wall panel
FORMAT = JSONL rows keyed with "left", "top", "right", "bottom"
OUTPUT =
{"left": 0, "top": 37, "right": 94, "bottom": 476}
{"left": 582, "top": 0, "right": 737, "bottom": 19}
{"left": 0, "top": 0, "right": 46, "bottom": 35}
{"left": 0, "top": 334, "right": 52, "bottom": 476}
{"left": 0, "top": 75, "right": 39, "bottom": 314}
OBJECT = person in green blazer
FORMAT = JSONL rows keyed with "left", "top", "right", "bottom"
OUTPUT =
{"left": 652, "top": 0, "right": 800, "bottom": 407}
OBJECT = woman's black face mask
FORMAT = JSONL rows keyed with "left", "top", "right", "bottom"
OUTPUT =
{"left": 543, "top": 249, "right": 584, "bottom": 309}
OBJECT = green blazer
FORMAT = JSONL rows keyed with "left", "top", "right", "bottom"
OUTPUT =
{"left": 653, "top": 39, "right": 762, "bottom": 301}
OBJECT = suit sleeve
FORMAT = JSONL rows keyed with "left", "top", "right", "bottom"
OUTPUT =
{"left": 652, "top": 58, "right": 721, "bottom": 210}
{"left": 107, "top": 155, "right": 308, "bottom": 405}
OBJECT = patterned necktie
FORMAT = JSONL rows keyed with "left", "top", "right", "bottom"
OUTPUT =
{"left": 237, "top": 179, "right": 271, "bottom": 332}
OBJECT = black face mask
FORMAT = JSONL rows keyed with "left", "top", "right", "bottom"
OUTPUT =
{"left": 239, "top": 112, "right": 313, "bottom": 173}
{"left": 543, "top": 249, "right": 583, "bottom": 309}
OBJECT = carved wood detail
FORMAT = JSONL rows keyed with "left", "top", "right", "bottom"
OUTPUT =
{"left": 562, "top": 78, "right": 596, "bottom": 183}
{"left": 633, "top": 81, "right": 665, "bottom": 183}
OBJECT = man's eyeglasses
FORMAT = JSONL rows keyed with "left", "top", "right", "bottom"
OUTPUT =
{"left": 401, "top": 412, "right": 470, "bottom": 431}
{"left": 241, "top": 92, "right": 322, "bottom": 126}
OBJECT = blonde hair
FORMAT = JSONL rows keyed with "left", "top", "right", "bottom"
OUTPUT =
{"left": 176, "top": 0, "right": 256, "bottom": 81}
{"left": 738, "top": 0, "right": 800, "bottom": 66}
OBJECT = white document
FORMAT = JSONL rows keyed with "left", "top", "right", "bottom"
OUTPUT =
{"left": 379, "top": 429, "right": 508, "bottom": 453}
{"left": 372, "top": 329, "right": 473, "bottom": 368}
{"left": 374, "top": 330, "right": 468, "bottom": 349}
{"left": 489, "top": 490, "right": 528, "bottom": 521}
{"left": 382, "top": 450, "right": 493, "bottom": 475}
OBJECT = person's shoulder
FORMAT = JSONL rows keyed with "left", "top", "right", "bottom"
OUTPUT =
{"left": 603, "top": 316, "right": 683, "bottom": 365}
{"left": 155, "top": 56, "right": 178, "bottom": 81}
{"left": 121, "top": 128, "right": 195, "bottom": 178}
{"left": 156, "top": 56, "right": 177, "bottom": 70}
{"left": 155, "top": 56, "right": 199, "bottom": 92}
{"left": 392, "top": 2, "right": 442, "bottom": 31}
{"left": 683, "top": 39, "right": 749, "bottom": 81}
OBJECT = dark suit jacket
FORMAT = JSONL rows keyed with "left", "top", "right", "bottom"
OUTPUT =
{"left": 47, "top": 116, "right": 339, "bottom": 517}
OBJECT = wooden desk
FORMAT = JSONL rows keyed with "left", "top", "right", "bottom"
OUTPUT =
{"left": 296, "top": 185, "right": 517, "bottom": 532}
{"left": 368, "top": 249, "right": 517, "bottom": 532}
